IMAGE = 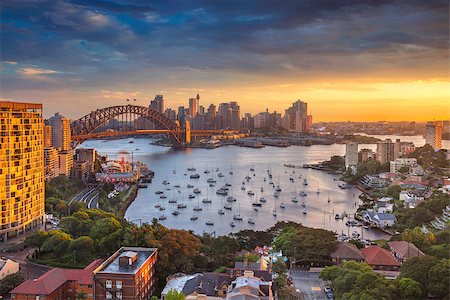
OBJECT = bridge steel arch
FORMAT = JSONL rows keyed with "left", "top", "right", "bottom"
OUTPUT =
{"left": 70, "top": 105, "right": 183, "bottom": 147}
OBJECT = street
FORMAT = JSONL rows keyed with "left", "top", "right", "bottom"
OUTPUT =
{"left": 290, "top": 268, "right": 327, "bottom": 300}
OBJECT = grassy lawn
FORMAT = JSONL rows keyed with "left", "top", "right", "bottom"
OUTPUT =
{"left": 31, "top": 251, "right": 90, "bottom": 269}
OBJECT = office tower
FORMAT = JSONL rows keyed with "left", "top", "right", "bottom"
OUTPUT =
{"left": 0, "top": 101, "right": 45, "bottom": 241}
{"left": 306, "top": 115, "right": 313, "bottom": 132}
{"left": 426, "top": 121, "right": 443, "bottom": 150}
{"left": 164, "top": 108, "right": 177, "bottom": 121}
{"left": 93, "top": 247, "right": 158, "bottom": 300}
{"left": 376, "top": 139, "right": 395, "bottom": 164}
{"left": 199, "top": 105, "right": 205, "bottom": 116}
{"left": 48, "top": 112, "right": 71, "bottom": 151}
{"left": 206, "top": 104, "right": 216, "bottom": 129}
{"left": 177, "top": 106, "right": 186, "bottom": 124}
{"left": 345, "top": 142, "right": 359, "bottom": 167}
{"left": 44, "top": 147, "right": 59, "bottom": 180}
{"left": 149, "top": 95, "right": 164, "bottom": 114}
{"left": 43, "top": 125, "right": 52, "bottom": 147}
{"left": 230, "top": 101, "right": 241, "bottom": 130}
{"left": 189, "top": 97, "right": 198, "bottom": 117}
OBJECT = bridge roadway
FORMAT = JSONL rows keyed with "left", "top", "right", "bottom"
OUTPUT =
{"left": 72, "top": 129, "right": 230, "bottom": 141}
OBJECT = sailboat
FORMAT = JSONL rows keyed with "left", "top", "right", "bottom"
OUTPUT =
{"left": 177, "top": 195, "right": 187, "bottom": 209}
{"left": 327, "top": 192, "right": 331, "bottom": 203}
{"left": 229, "top": 163, "right": 234, "bottom": 175}
{"left": 190, "top": 215, "right": 198, "bottom": 221}
{"left": 233, "top": 203, "right": 243, "bottom": 220}
{"left": 317, "top": 181, "right": 320, "bottom": 194}
{"left": 193, "top": 195, "right": 202, "bottom": 211}
{"left": 202, "top": 187, "right": 212, "bottom": 203}
{"left": 272, "top": 198, "right": 277, "bottom": 217}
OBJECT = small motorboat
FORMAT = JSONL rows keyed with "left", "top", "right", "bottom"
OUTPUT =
{"left": 190, "top": 215, "right": 198, "bottom": 221}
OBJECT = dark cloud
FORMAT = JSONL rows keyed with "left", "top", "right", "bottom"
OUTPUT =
{"left": 0, "top": 0, "right": 448, "bottom": 91}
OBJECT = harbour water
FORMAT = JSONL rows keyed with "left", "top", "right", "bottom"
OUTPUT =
{"left": 80, "top": 137, "right": 417, "bottom": 239}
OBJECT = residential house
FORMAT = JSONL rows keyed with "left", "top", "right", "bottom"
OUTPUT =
{"left": 387, "top": 241, "right": 424, "bottom": 264}
{"left": 162, "top": 273, "right": 233, "bottom": 299}
{"left": 374, "top": 202, "right": 394, "bottom": 213}
{"left": 10, "top": 259, "right": 103, "bottom": 300}
{"left": 330, "top": 242, "right": 365, "bottom": 265}
{"left": 226, "top": 271, "right": 273, "bottom": 300}
{"left": 0, "top": 258, "right": 19, "bottom": 280}
{"left": 363, "top": 211, "right": 396, "bottom": 228}
{"left": 361, "top": 175, "right": 390, "bottom": 189}
{"left": 360, "top": 246, "right": 400, "bottom": 271}
{"left": 399, "top": 190, "right": 424, "bottom": 208}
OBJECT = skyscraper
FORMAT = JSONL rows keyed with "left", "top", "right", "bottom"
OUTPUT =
{"left": 48, "top": 112, "right": 71, "bottom": 151}
{"left": 189, "top": 97, "right": 198, "bottom": 117}
{"left": 0, "top": 101, "right": 45, "bottom": 241}
{"left": 43, "top": 124, "right": 52, "bottom": 148}
{"left": 149, "top": 95, "right": 164, "bottom": 114}
{"left": 425, "top": 121, "right": 443, "bottom": 150}
{"left": 44, "top": 147, "right": 59, "bottom": 180}
{"left": 376, "top": 139, "right": 395, "bottom": 164}
{"left": 345, "top": 142, "right": 359, "bottom": 168}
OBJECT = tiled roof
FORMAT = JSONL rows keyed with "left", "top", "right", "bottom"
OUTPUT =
{"left": 11, "top": 259, "right": 103, "bottom": 295}
{"left": 360, "top": 246, "right": 400, "bottom": 267}
{"left": 387, "top": 241, "right": 424, "bottom": 259}
{"left": 330, "top": 242, "right": 364, "bottom": 261}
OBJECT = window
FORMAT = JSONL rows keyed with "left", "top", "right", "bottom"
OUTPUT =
{"left": 106, "top": 291, "right": 112, "bottom": 299}
{"left": 116, "top": 292, "right": 123, "bottom": 299}
{"left": 88, "top": 284, "right": 93, "bottom": 288}
{"left": 105, "top": 280, "right": 112, "bottom": 288}
{"left": 88, "top": 294, "right": 93, "bottom": 299}
{"left": 116, "top": 281, "right": 122, "bottom": 289}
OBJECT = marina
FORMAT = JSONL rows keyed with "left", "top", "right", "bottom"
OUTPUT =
{"left": 81, "top": 138, "right": 392, "bottom": 239}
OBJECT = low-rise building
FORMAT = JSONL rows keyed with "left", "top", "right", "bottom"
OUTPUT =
{"left": 399, "top": 191, "right": 424, "bottom": 208}
{"left": 162, "top": 273, "right": 232, "bottom": 299}
{"left": 11, "top": 259, "right": 103, "bottom": 299}
{"left": 363, "top": 211, "right": 396, "bottom": 228}
{"left": 330, "top": 242, "right": 365, "bottom": 265}
{"left": 58, "top": 150, "right": 74, "bottom": 176}
{"left": 361, "top": 175, "right": 390, "bottom": 189}
{"left": 93, "top": 247, "right": 158, "bottom": 300}
{"left": 0, "top": 258, "right": 19, "bottom": 280}
{"left": 360, "top": 246, "right": 400, "bottom": 271}
{"left": 387, "top": 241, "right": 424, "bottom": 264}
{"left": 374, "top": 201, "right": 394, "bottom": 213}
{"left": 226, "top": 271, "right": 273, "bottom": 300}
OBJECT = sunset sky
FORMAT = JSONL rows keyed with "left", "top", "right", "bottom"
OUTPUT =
{"left": 1, "top": 0, "right": 449, "bottom": 121}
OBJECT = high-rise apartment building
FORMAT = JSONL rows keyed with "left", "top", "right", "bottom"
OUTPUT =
{"left": 149, "top": 95, "right": 164, "bottom": 114}
{"left": 93, "top": 247, "right": 158, "bottom": 300}
{"left": 425, "top": 121, "right": 443, "bottom": 150}
{"left": 0, "top": 101, "right": 45, "bottom": 241}
{"left": 376, "top": 139, "right": 395, "bottom": 164}
{"left": 59, "top": 150, "right": 74, "bottom": 176}
{"left": 345, "top": 142, "right": 359, "bottom": 167}
{"left": 48, "top": 112, "right": 71, "bottom": 151}
{"left": 43, "top": 124, "right": 52, "bottom": 148}
{"left": 44, "top": 147, "right": 59, "bottom": 180}
{"left": 188, "top": 97, "right": 198, "bottom": 117}
{"left": 283, "top": 100, "right": 309, "bottom": 132}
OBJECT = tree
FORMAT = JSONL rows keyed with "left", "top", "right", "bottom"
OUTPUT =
{"left": 427, "top": 259, "right": 449, "bottom": 298}
{"left": 385, "top": 185, "right": 402, "bottom": 200}
{"left": 165, "top": 289, "right": 185, "bottom": 300}
{"left": 90, "top": 217, "right": 122, "bottom": 240}
{"left": 69, "top": 236, "right": 95, "bottom": 262}
{"left": 273, "top": 259, "right": 287, "bottom": 275}
{"left": 0, "top": 272, "right": 26, "bottom": 294}
{"left": 278, "top": 286, "right": 302, "bottom": 300}
{"left": 394, "top": 277, "right": 423, "bottom": 300}
{"left": 25, "top": 230, "right": 49, "bottom": 251}
{"left": 41, "top": 231, "right": 73, "bottom": 257}
{"left": 400, "top": 255, "right": 438, "bottom": 295}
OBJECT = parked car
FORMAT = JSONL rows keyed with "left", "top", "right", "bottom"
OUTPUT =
{"left": 323, "top": 286, "right": 334, "bottom": 299}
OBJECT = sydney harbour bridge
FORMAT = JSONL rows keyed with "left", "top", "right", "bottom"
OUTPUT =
{"left": 70, "top": 104, "right": 227, "bottom": 148}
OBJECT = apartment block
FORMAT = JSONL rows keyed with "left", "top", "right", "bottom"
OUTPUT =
{"left": 0, "top": 101, "right": 45, "bottom": 241}
{"left": 93, "top": 247, "right": 158, "bottom": 300}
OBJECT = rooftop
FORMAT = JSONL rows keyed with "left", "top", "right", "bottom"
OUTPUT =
{"left": 11, "top": 259, "right": 103, "bottom": 295}
{"left": 330, "top": 242, "right": 364, "bottom": 261}
{"left": 360, "top": 246, "right": 400, "bottom": 267}
{"left": 387, "top": 241, "right": 424, "bottom": 259}
{"left": 95, "top": 247, "right": 157, "bottom": 275}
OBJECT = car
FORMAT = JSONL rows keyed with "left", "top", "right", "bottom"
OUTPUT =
{"left": 323, "top": 286, "right": 332, "bottom": 294}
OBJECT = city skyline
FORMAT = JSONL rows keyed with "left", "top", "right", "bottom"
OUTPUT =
{"left": 1, "top": 0, "right": 449, "bottom": 121}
